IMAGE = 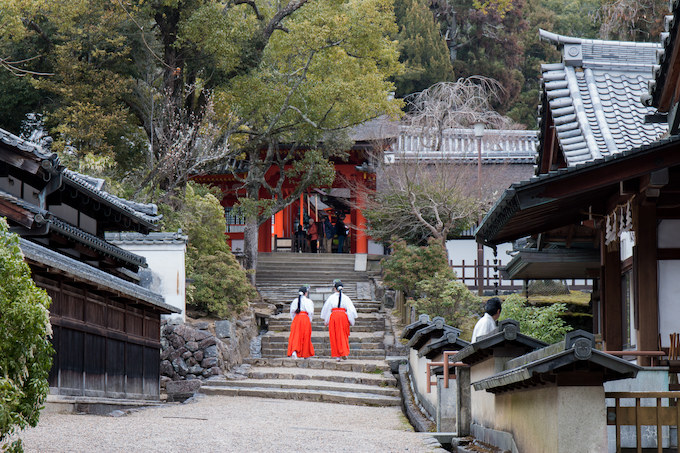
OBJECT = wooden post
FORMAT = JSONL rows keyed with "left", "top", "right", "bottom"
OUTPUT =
{"left": 602, "top": 229, "right": 623, "bottom": 351}
{"left": 635, "top": 202, "right": 659, "bottom": 366}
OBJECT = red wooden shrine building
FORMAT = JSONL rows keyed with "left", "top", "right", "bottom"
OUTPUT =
{"left": 194, "top": 122, "right": 394, "bottom": 255}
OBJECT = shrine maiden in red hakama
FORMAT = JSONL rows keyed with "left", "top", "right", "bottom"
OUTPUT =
{"left": 320, "top": 280, "right": 358, "bottom": 360}
{"left": 287, "top": 285, "right": 315, "bottom": 358}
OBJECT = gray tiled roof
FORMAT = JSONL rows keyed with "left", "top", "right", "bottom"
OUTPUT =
{"left": 0, "top": 126, "right": 160, "bottom": 226}
{"left": 0, "top": 188, "right": 147, "bottom": 268}
{"left": 62, "top": 169, "right": 160, "bottom": 225}
{"left": 106, "top": 231, "right": 188, "bottom": 245}
{"left": 389, "top": 127, "right": 537, "bottom": 164}
{"left": 538, "top": 29, "right": 666, "bottom": 167}
{"left": 645, "top": 4, "right": 679, "bottom": 108}
{"left": 19, "top": 238, "right": 177, "bottom": 313}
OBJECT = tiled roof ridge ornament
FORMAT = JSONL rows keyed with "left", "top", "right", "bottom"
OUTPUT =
{"left": 498, "top": 319, "right": 519, "bottom": 340}
{"left": 433, "top": 316, "right": 445, "bottom": 329}
{"left": 418, "top": 314, "right": 430, "bottom": 323}
{"left": 564, "top": 330, "right": 595, "bottom": 360}
{"left": 446, "top": 332, "right": 459, "bottom": 342}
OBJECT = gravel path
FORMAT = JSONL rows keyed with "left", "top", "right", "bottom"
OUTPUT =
{"left": 18, "top": 395, "right": 439, "bottom": 452}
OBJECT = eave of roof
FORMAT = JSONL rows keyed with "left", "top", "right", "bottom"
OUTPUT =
{"left": 419, "top": 332, "right": 471, "bottom": 359}
{"left": 476, "top": 135, "right": 680, "bottom": 246}
{"left": 62, "top": 170, "right": 160, "bottom": 229}
{"left": 537, "top": 29, "right": 666, "bottom": 169}
{"left": 402, "top": 314, "right": 433, "bottom": 340}
{"left": 502, "top": 248, "right": 600, "bottom": 280}
{"left": 407, "top": 319, "right": 461, "bottom": 351}
{"left": 454, "top": 320, "right": 547, "bottom": 365}
{"left": 20, "top": 238, "right": 177, "bottom": 313}
{"left": 472, "top": 333, "right": 639, "bottom": 393}
{"left": 646, "top": 5, "right": 680, "bottom": 110}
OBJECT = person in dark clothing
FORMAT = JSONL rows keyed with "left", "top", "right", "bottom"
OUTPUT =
{"left": 294, "top": 225, "right": 307, "bottom": 252}
{"left": 323, "top": 216, "right": 334, "bottom": 253}
{"left": 308, "top": 219, "right": 318, "bottom": 253}
{"left": 335, "top": 216, "right": 347, "bottom": 253}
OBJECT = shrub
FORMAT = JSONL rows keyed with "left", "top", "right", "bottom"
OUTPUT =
{"left": 0, "top": 218, "right": 54, "bottom": 452}
{"left": 499, "top": 293, "right": 572, "bottom": 344}
{"left": 382, "top": 237, "right": 454, "bottom": 296}
{"left": 161, "top": 182, "right": 255, "bottom": 318}
{"left": 412, "top": 273, "right": 480, "bottom": 338}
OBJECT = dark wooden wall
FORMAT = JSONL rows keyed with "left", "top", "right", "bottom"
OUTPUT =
{"left": 34, "top": 274, "right": 162, "bottom": 400}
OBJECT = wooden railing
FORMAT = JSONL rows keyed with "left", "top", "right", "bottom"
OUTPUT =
{"left": 450, "top": 260, "right": 593, "bottom": 292}
{"left": 425, "top": 351, "right": 468, "bottom": 393}
{"left": 606, "top": 391, "right": 680, "bottom": 453}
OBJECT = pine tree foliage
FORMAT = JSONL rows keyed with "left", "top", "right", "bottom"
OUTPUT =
{"left": 394, "top": 0, "right": 455, "bottom": 97}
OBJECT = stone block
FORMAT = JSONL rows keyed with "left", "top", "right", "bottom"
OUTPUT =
{"left": 199, "top": 336, "right": 217, "bottom": 349}
{"left": 160, "top": 360, "right": 174, "bottom": 377}
{"left": 188, "top": 365, "right": 203, "bottom": 375}
{"left": 185, "top": 374, "right": 198, "bottom": 380}
{"left": 172, "top": 357, "right": 189, "bottom": 376}
{"left": 215, "top": 320, "right": 233, "bottom": 339}
{"left": 169, "top": 334, "right": 184, "bottom": 349}
{"left": 308, "top": 360, "right": 324, "bottom": 369}
{"left": 203, "top": 345, "right": 218, "bottom": 358}
{"left": 201, "top": 357, "right": 218, "bottom": 368}
{"left": 181, "top": 351, "right": 192, "bottom": 360}
{"left": 193, "top": 321, "right": 210, "bottom": 330}
{"left": 186, "top": 357, "right": 197, "bottom": 367}
{"left": 194, "top": 350, "right": 204, "bottom": 362}
{"left": 193, "top": 329, "right": 210, "bottom": 341}
{"left": 186, "top": 341, "right": 199, "bottom": 352}
{"left": 166, "top": 379, "right": 202, "bottom": 403}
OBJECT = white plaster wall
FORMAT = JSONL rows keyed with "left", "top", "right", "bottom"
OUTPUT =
{"left": 494, "top": 386, "right": 606, "bottom": 453}
{"left": 117, "top": 243, "right": 186, "bottom": 320}
{"left": 409, "top": 348, "right": 438, "bottom": 412}
{"left": 658, "top": 260, "right": 680, "bottom": 348}
{"left": 658, "top": 219, "right": 680, "bottom": 248}
{"left": 470, "top": 358, "right": 497, "bottom": 428}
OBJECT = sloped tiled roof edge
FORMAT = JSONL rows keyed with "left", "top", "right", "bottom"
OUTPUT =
{"left": 476, "top": 134, "right": 680, "bottom": 245}
{"left": 0, "top": 127, "right": 160, "bottom": 228}
{"left": 646, "top": 4, "right": 680, "bottom": 108}
{"left": 536, "top": 29, "right": 665, "bottom": 169}
{"left": 106, "top": 231, "right": 188, "bottom": 245}
{"left": 62, "top": 170, "right": 160, "bottom": 226}
{"left": 20, "top": 238, "right": 177, "bottom": 313}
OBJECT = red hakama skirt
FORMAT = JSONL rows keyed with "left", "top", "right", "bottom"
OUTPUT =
{"left": 288, "top": 311, "right": 315, "bottom": 358}
{"left": 328, "top": 307, "right": 350, "bottom": 358}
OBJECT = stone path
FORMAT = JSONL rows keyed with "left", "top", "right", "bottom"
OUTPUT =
{"left": 18, "top": 395, "right": 445, "bottom": 452}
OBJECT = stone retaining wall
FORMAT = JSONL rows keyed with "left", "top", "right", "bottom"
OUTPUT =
{"left": 160, "top": 312, "right": 257, "bottom": 388}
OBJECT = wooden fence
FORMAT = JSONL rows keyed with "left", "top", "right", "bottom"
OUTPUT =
{"left": 450, "top": 260, "right": 593, "bottom": 293}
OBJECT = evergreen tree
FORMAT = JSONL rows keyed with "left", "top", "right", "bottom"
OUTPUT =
{"left": 394, "top": 0, "right": 455, "bottom": 97}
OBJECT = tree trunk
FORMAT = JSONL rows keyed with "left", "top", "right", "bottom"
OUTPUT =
{"left": 243, "top": 218, "right": 259, "bottom": 285}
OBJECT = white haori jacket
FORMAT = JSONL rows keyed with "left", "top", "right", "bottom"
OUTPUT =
{"left": 321, "top": 292, "right": 358, "bottom": 326}
{"left": 289, "top": 295, "right": 315, "bottom": 321}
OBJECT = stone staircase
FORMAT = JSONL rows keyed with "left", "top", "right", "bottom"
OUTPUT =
{"left": 207, "top": 253, "right": 399, "bottom": 406}
{"left": 201, "top": 358, "right": 400, "bottom": 406}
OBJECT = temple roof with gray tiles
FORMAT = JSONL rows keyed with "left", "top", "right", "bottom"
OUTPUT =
{"left": 406, "top": 317, "right": 461, "bottom": 350}
{"left": 388, "top": 127, "right": 537, "bottom": 164}
{"left": 106, "top": 231, "right": 188, "bottom": 245}
{"left": 20, "top": 238, "right": 176, "bottom": 313}
{"left": 419, "top": 331, "right": 470, "bottom": 359}
{"left": 1, "top": 127, "right": 160, "bottom": 226}
{"left": 538, "top": 29, "right": 666, "bottom": 168}
{"left": 472, "top": 331, "right": 639, "bottom": 394}
{"left": 453, "top": 319, "right": 547, "bottom": 366}
{"left": 645, "top": 5, "right": 680, "bottom": 109}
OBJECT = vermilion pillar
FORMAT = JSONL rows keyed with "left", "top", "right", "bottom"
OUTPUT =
{"left": 355, "top": 188, "right": 368, "bottom": 254}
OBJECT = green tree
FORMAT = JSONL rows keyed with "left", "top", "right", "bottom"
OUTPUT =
{"left": 0, "top": 218, "right": 53, "bottom": 453}
{"left": 394, "top": 0, "right": 455, "bottom": 97}
{"left": 498, "top": 293, "right": 572, "bottom": 344}
{"left": 382, "top": 238, "right": 454, "bottom": 296}
{"left": 161, "top": 183, "right": 256, "bottom": 318}
{"left": 412, "top": 273, "right": 480, "bottom": 338}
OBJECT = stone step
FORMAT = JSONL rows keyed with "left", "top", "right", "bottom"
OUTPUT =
{"left": 262, "top": 331, "right": 384, "bottom": 342}
{"left": 204, "top": 378, "right": 400, "bottom": 397}
{"left": 244, "top": 366, "right": 397, "bottom": 387}
{"left": 243, "top": 357, "right": 391, "bottom": 372}
{"left": 200, "top": 385, "right": 401, "bottom": 406}
{"left": 267, "top": 324, "right": 384, "bottom": 333}
{"left": 257, "top": 253, "right": 357, "bottom": 263}
{"left": 260, "top": 350, "right": 387, "bottom": 360}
